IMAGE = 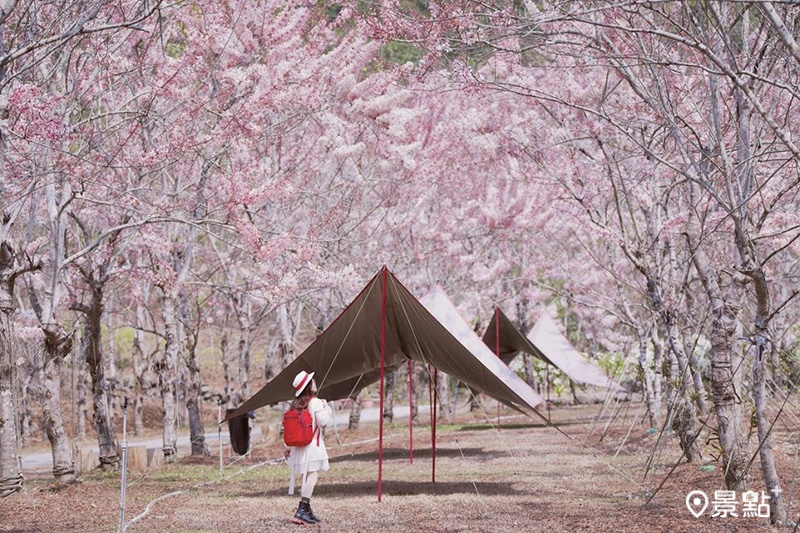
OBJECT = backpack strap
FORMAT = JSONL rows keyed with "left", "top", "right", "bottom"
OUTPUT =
{"left": 309, "top": 401, "right": 321, "bottom": 446}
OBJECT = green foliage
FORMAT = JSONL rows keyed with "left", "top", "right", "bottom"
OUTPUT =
{"left": 513, "top": 355, "right": 573, "bottom": 397}
{"left": 115, "top": 326, "right": 135, "bottom": 352}
{"left": 380, "top": 41, "right": 426, "bottom": 65}
{"left": 596, "top": 351, "right": 628, "bottom": 381}
{"left": 399, "top": 0, "right": 428, "bottom": 14}
{"left": 165, "top": 40, "right": 186, "bottom": 59}
{"left": 109, "top": 326, "right": 135, "bottom": 372}
{"left": 322, "top": 2, "right": 343, "bottom": 22}
{"left": 778, "top": 339, "right": 800, "bottom": 382}
{"left": 164, "top": 21, "right": 188, "bottom": 59}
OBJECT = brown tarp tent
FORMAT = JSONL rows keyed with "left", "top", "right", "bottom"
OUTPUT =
{"left": 418, "top": 285, "right": 546, "bottom": 405}
{"left": 227, "top": 267, "right": 545, "bottom": 501}
{"left": 228, "top": 268, "right": 544, "bottom": 419}
{"left": 482, "top": 307, "right": 625, "bottom": 392}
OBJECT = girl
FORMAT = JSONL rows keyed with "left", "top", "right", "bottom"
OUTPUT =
{"left": 286, "top": 370, "right": 332, "bottom": 525}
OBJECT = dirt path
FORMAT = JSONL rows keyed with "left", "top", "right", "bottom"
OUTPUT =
{"left": 0, "top": 404, "right": 788, "bottom": 532}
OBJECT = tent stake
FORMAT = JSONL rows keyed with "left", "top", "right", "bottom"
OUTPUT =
{"left": 378, "top": 267, "right": 387, "bottom": 502}
{"left": 495, "top": 307, "right": 500, "bottom": 431}
{"left": 408, "top": 359, "right": 413, "bottom": 464}
{"left": 432, "top": 368, "right": 437, "bottom": 484}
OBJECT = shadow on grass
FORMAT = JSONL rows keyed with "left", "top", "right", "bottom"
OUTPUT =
{"left": 250, "top": 478, "right": 527, "bottom": 498}
{"left": 455, "top": 420, "right": 587, "bottom": 431}
{"left": 329, "top": 446, "right": 505, "bottom": 463}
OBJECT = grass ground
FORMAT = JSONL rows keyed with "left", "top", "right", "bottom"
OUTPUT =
{"left": 1, "top": 402, "right": 795, "bottom": 533}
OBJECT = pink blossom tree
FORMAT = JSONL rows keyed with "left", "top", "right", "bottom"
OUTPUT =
{"left": 356, "top": 1, "right": 799, "bottom": 521}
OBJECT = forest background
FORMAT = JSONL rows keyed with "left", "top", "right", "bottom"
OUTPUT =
{"left": 1, "top": 0, "right": 799, "bottom": 525}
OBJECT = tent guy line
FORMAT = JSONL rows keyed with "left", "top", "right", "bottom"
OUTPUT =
{"left": 316, "top": 276, "right": 377, "bottom": 393}
{"left": 390, "top": 274, "right": 504, "bottom": 504}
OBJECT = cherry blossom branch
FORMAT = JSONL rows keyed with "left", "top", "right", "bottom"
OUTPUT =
{"left": 0, "top": 1, "right": 163, "bottom": 75}
{"left": 760, "top": 2, "right": 800, "bottom": 66}
{"left": 59, "top": 216, "right": 226, "bottom": 271}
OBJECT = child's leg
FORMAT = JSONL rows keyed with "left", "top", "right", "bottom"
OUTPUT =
{"left": 300, "top": 470, "right": 318, "bottom": 499}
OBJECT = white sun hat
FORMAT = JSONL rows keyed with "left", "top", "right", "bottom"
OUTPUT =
{"left": 292, "top": 370, "right": 315, "bottom": 397}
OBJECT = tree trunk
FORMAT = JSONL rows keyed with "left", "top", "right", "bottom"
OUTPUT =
{"left": 436, "top": 373, "right": 451, "bottom": 421}
{"left": 748, "top": 269, "right": 786, "bottom": 523}
{"left": 158, "top": 290, "right": 178, "bottom": 463}
{"left": 708, "top": 290, "right": 748, "bottom": 488}
{"left": 18, "top": 359, "right": 31, "bottom": 448}
{"left": 522, "top": 353, "right": 536, "bottom": 389}
{"left": 106, "top": 315, "right": 118, "bottom": 427}
{"left": 634, "top": 257, "right": 701, "bottom": 461}
{"left": 682, "top": 281, "right": 708, "bottom": 416}
{"left": 517, "top": 303, "right": 537, "bottom": 390}
{"left": 687, "top": 347, "right": 708, "bottom": 416}
{"left": 180, "top": 292, "right": 206, "bottom": 457}
{"left": 348, "top": 393, "right": 361, "bottom": 430}
{"left": 650, "top": 328, "right": 663, "bottom": 420}
{"left": 383, "top": 369, "right": 395, "bottom": 423}
{"left": 0, "top": 242, "right": 31, "bottom": 495}
{"left": 413, "top": 363, "right": 426, "bottom": 421}
{"left": 266, "top": 304, "right": 296, "bottom": 406}
{"left": 175, "top": 356, "right": 188, "bottom": 429}
{"left": 0, "top": 309, "right": 23, "bottom": 497}
{"left": 40, "top": 326, "right": 75, "bottom": 482}
{"left": 569, "top": 378, "right": 581, "bottom": 405}
{"left": 729, "top": 64, "right": 786, "bottom": 515}
{"left": 0, "top": 118, "right": 22, "bottom": 499}
{"left": 277, "top": 302, "right": 296, "bottom": 365}
{"left": 174, "top": 306, "right": 188, "bottom": 430}
{"left": 76, "top": 352, "right": 87, "bottom": 440}
{"left": 753, "top": 342, "right": 785, "bottom": 523}
{"left": 408, "top": 361, "right": 419, "bottom": 421}
{"left": 686, "top": 214, "right": 751, "bottom": 488}
{"left": 80, "top": 285, "right": 118, "bottom": 470}
{"left": 132, "top": 302, "right": 147, "bottom": 437}
{"left": 236, "top": 298, "right": 252, "bottom": 403}
{"left": 221, "top": 331, "right": 237, "bottom": 407}
{"left": 468, "top": 386, "right": 481, "bottom": 412}
{"left": 186, "top": 380, "right": 206, "bottom": 456}
{"left": 660, "top": 309, "right": 702, "bottom": 462}
{"left": 450, "top": 381, "right": 460, "bottom": 417}
{"left": 638, "top": 329, "right": 659, "bottom": 428}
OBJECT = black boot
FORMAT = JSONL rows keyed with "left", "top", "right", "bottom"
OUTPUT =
{"left": 306, "top": 501, "right": 321, "bottom": 523}
{"left": 292, "top": 500, "right": 317, "bottom": 525}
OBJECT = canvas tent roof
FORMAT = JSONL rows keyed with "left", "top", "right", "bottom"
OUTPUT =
{"left": 418, "top": 286, "right": 545, "bottom": 411}
{"left": 227, "top": 268, "right": 544, "bottom": 421}
{"left": 482, "top": 308, "right": 625, "bottom": 392}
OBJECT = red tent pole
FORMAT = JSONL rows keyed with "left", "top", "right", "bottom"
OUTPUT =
{"left": 546, "top": 365, "right": 551, "bottom": 422}
{"left": 378, "top": 267, "right": 387, "bottom": 502}
{"left": 408, "top": 359, "right": 413, "bottom": 464}
{"left": 495, "top": 307, "right": 500, "bottom": 431}
{"left": 427, "top": 365, "right": 433, "bottom": 428}
{"left": 432, "top": 368, "right": 438, "bottom": 484}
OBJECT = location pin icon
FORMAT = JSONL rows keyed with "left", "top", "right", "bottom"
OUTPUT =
{"left": 686, "top": 490, "right": 709, "bottom": 518}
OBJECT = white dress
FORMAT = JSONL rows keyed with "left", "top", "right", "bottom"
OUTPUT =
{"left": 287, "top": 397, "right": 332, "bottom": 493}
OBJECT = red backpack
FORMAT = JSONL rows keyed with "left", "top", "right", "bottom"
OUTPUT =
{"left": 283, "top": 408, "right": 319, "bottom": 447}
